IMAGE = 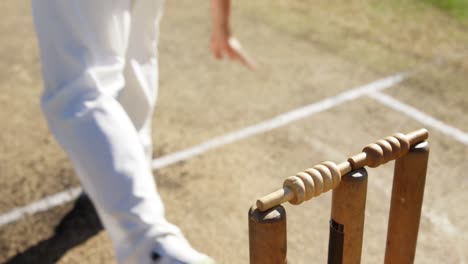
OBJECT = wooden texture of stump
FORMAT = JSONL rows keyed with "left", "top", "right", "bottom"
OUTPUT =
{"left": 249, "top": 205, "right": 287, "bottom": 264}
{"left": 384, "top": 141, "right": 429, "bottom": 264}
{"left": 328, "top": 168, "right": 368, "bottom": 264}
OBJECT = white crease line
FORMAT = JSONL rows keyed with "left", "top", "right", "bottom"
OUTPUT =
{"left": 0, "top": 73, "right": 407, "bottom": 228}
{"left": 368, "top": 91, "right": 468, "bottom": 146}
{"left": 422, "top": 207, "right": 458, "bottom": 235}
{"left": 303, "top": 134, "right": 462, "bottom": 237}
{"left": 152, "top": 73, "right": 408, "bottom": 169}
{"left": 368, "top": 91, "right": 467, "bottom": 237}
{"left": 0, "top": 187, "right": 82, "bottom": 227}
{"left": 372, "top": 174, "right": 464, "bottom": 261}
{"left": 371, "top": 176, "right": 461, "bottom": 236}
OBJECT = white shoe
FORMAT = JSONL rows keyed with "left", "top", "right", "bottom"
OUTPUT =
{"left": 150, "top": 232, "right": 215, "bottom": 264}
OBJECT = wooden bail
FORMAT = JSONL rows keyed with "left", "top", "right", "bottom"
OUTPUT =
{"left": 257, "top": 129, "right": 429, "bottom": 212}
{"left": 249, "top": 205, "right": 287, "bottom": 264}
{"left": 384, "top": 141, "right": 429, "bottom": 264}
{"left": 328, "top": 168, "right": 368, "bottom": 264}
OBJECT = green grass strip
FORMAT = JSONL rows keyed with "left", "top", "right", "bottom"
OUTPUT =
{"left": 424, "top": 0, "right": 468, "bottom": 19}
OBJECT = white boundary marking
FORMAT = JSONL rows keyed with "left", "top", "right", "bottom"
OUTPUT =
{"left": 3, "top": 72, "right": 467, "bottom": 232}
{"left": 0, "top": 73, "right": 407, "bottom": 227}
{"left": 0, "top": 187, "right": 82, "bottom": 227}
{"left": 0, "top": 70, "right": 468, "bottom": 241}
{"left": 372, "top": 176, "right": 461, "bottom": 236}
{"left": 151, "top": 73, "right": 408, "bottom": 169}
{"left": 311, "top": 136, "right": 462, "bottom": 237}
{"left": 368, "top": 91, "right": 468, "bottom": 146}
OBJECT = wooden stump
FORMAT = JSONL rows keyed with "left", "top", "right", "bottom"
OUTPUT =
{"left": 385, "top": 141, "right": 429, "bottom": 264}
{"left": 249, "top": 205, "right": 287, "bottom": 264}
{"left": 328, "top": 168, "right": 368, "bottom": 264}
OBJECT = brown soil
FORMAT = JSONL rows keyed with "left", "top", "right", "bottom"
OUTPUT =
{"left": 1, "top": 0, "right": 467, "bottom": 263}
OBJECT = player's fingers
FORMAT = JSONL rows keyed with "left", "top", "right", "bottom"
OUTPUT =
{"left": 211, "top": 44, "right": 223, "bottom": 59}
{"left": 228, "top": 37, "right": 257, "bottom": 70}
{"left": 228, "top": 46, "right": 257, "bottom": 70}
{"left": 226, "top": 48, "right": 237, "bottom": 60}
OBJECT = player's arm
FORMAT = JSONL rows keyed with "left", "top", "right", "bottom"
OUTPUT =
{"left": 210, "top": 0, "right": 257, "bottom": 70}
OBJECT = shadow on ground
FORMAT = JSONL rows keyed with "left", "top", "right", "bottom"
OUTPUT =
{"left": 6, "top": 195, "right": 103, "bottom": 264}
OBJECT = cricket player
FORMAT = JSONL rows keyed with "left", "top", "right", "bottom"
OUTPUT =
{"left": 31, "top": 0, "right": 255, "bottom": 263}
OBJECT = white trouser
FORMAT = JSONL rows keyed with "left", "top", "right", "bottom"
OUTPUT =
{"left": 32, "top": 1, "right": 175, "bottom": 263}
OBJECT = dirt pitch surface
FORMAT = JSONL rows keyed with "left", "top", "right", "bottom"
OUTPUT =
{"left": 1, "top": 0, "right": 468, "bottom": 263}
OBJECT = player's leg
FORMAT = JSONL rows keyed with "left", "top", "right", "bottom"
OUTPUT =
{"left": 119, "top": 1, "right": 214, "bottom": 263}
{"left": 31, "top": 1, "right": 179, "bottom": 263}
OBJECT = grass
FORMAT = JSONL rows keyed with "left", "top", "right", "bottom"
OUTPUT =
{"left": 235, "top": 0, "right": 468, "bottom": 134}
{"left": 424, "top": 0, "right": 468, "bottom": 19}
{"left": 236, "top": 0, "right": 468, "bottom": 78}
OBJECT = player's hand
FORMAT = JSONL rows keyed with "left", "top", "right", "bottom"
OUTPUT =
{"left": 210, "top": 31, "right": 257, "bottom": 70}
